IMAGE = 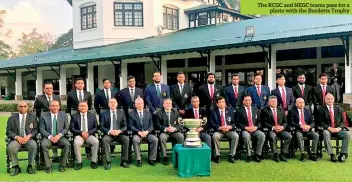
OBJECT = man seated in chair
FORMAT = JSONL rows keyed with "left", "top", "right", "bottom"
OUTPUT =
{"left": 70, "top": 101, "right": 99, "bottom": 170}
{"left": 288, "top": 98, "right": 319, "bottom": 162}
{"left": 128, "top": 97, "right": 158, "bottom": 167}
{"left": 100, "top": 98, "right": 130, "bottom": 169}
{"left": 209, "top": 96, "right": 239, "bottom": 164}
{"left": 39, "top": 100, "right": 70, "bottom": 173}
{"left": 316, "top": 93, "right": 350, "bottom": 163}
{"left": 155, "top": 98, "right": 184, "bottom": 165}
{"left": 261, "top": 95, "right": 292, "bottom": 162}
{"left": 184, "top": 96, "right": 211, "bottom": 148}
{"left": 236, "top": 94, "right": 265, "bottom": 163}
{"left": 6, "top": 101, "right": 38, "bottom": 176}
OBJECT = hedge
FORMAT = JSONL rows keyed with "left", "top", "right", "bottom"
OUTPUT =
{"left": 0, "top": 103, "right": 67, "bottom": 112}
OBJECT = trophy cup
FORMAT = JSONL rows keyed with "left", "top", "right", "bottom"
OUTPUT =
{"left": 178, "top": 117, "right": 207, "bottom": 147}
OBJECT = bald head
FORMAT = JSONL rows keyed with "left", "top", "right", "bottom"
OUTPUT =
{"left": 325, "top": 93, "right": 335, "bottom": 106}
{"left": 295, "top": 98, "right": 305, "bottom": 109}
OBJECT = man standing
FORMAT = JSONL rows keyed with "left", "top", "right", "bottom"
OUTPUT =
{"left": 261, "top": 96, "right": 292, "bottom": 162}
{"left": 128, "top": 98, "right": 158, "bottom": 167}
{"left": 292, "top": 73, "right": 312, "bottom": 110}
{"left": 316, "top": 94, "right": 350, "bottom": 163}
{"left": 70, "top": 101, "right": 99, "bottom": 170}
{"left": 67, "top": 77, "right": 93, "bottom": 115}
{"left": 197, "top": 73, "right": 224, "bottom": 115}
{"left": 271, "top": 74, "right": 295, "bottom": 114}
{"left": 246, "top": 74, "right": 270, "bottom": 110}
{"left": 145, "top": 72, "right": 170, "bottom": 114}
{"left": 6, "top": 101, "right": 38, "bottom": 176}
{"left": 39, "top": 100, "right": 70, "bottom": 172}
{"left": 155, "top": 98, "right": 184, "bottom": 165}
{"left": 94, "top": 78, "right": 117, "bottom": 115}
{"left": 328, "top": 63, "right": 344, "bottom": 103}
{"left": 311, "top": 73, "right": 335, "bottom": 109}
{"left": 209, "top": 96, "right": 239, "bottom": 163}
{"left": 236, "top": 95, "right": 265, "bottom": 162}
{"left": 117, "top": 75, "right": 144, "bottom": 116}
{"left": 34, "top": 82, "right": 61, "bottom": 118}
{"left": 170, "top": 72, "right": 193, "bottom": 116}
{"left": 224, "top": 74, "right": 246, "bottom": 111}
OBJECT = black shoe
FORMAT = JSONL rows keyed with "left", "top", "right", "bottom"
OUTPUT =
{"left": 27, "top": 165, "right": 36, "bottom": 174}
{"left": 104, "top": 162, "right": 111, "bottom": 170}
{"left": 10, "top": 166, "right": 21, "bottom": 176}
{"left": 228, "top": 155, "right": 236, "bottom": 163}
{"left": 273, "top": 153, "right": 279, "bottom": 162}
{"left": 309, "top": 154, "right": 317, "bottom": 161}
{"left": 120, "top": 161, "right": 130, "bottom": 168}
{"left": 300, "top": 153, "right": 306, "bottom": 162}
{"left": 214, "top": 155, "right": 221, "bottom": 163}
{"left": 338, "top": 154, "right": 346, "bottom": 163}
{"left": 136, "top": 160, "right": 142, "bottom": 167}
{"left": 91, "top": 162, "right": 98, "bottom": 169}
{"left": 45, "top": 167, "right": 52, "bottom": 173}
{"left": 163, "top": 157, "right": 169, "bottom": 165}
{"left": 75, "top": 163, "right": 82, "bottom": 170}
{"left": 253, "top": 155, "right": 261, "bottom": 163}
{"left": 58, "top": 165, "right": 65, "bottom": 172}
{"left": 331, "top": 154, "right": 338, "bottom": 162}
{"left": 279, "top": 153, "right": 288, "bottom": 162}
{"left": 148, "top": 160, "right": 156, "bottom": 166}
{"left": 246, "top": 156, "right": 251, "bottom": 163}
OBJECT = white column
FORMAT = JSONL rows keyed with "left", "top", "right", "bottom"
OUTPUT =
{"left": 343, "top": 38, "right": 352, "bottom": 106}
{"left": 208, "top": 52, "right": 215, "bottom": 73}
{"left": 4, "top": 76, "right": 8, "bottom": 95}
{"left": 15, "top": 70, "right": 23, "bottom": 100}
{"left": 59, "top": 66, "right": 67, "bottom": 99}
{"left": 161, "top": 56, "right": 168, "bottom": 84}
{"left": 316, "top": 47, "right": 322, "bottom": 59}
{"left": 267, "top": 47, "right": 277, "bottom": 90}
{"left": 36, "top": 68, "right": 43, "bottom": 97}
{"left": 86, "top": 63, "right": 94, "bottom": 93}
{"left": 120, "top": 61, "right": 127, "bottom": 89}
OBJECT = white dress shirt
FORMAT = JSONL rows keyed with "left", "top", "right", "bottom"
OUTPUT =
{"left": 45, "top": 94, "right": 52, "bottom": 102}
{"left": 320, "top": 84, "right": 327, "bottom": 91}
{"left": 232, "top": 85, "right": 238, "bottom": 93}
{"left": 104, "top": 88, "right": 111, "bottom": 100}
{"left": 179, "top": 83, "right": 184, "bottom": 93}
{"left": 155, "top": 83, "right": 161, "bottom": 91}
{"left": 278, "top": 86, "right": 285, "bottom": 97}
{"left": 80, "top": 112, "right": 88, "bottom": 131}
{"left": 298, "top": 108, "right": 305, "bottom": 125}
{"left": 218, "top": 109, "right": 227, "bottom": 126}
{"left": 77, "top": 90, "right": 84, "bottom": 100}
{"left": 193, "top": 108, "right": 199, "bottom": 118}
{"left": 49, "top": 112, "right": 62, "bottom": 139}
{"left": 18, "top": 113, "right": 27, "bottom": 137}
{"left": 208, "top": 84, "right": 215, "bottom": 96}
{"left": 245, "top": 106, "right": 252, "bottom": 117}
{"left": 270, "top": 107, "right": 278, "bottom": 130}
{"left": 109, "top": 109, "right": 117, "bottom": 133}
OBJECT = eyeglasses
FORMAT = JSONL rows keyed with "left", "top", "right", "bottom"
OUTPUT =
{"left": 18, "top": 106, "right": 28, "bottom": 108}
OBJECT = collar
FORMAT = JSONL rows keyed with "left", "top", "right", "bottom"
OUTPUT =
{"left": 80, "top": 112, "right": 87, "bottom": 116}
{"left": 270, "top": 107, "right": 277, "bottom": 110}
{"left": 137, "top": 109, "right": 143, "bottom": 113}
{"left": 45, "top": 94, "right": 52, "bottom": 98}
{"left": 320, "top": 84, "right": 327, "bottom": 88}
{"left": 77, "top": 89, "right": 83, "bottom": 93}
{"left": 218, "top": 108, "right": 225, "bottom": 113}
{"left": 50, "top": 112, "right": 58, "bottom": 115}
{"left": 245, "top": 106, "right": 251, "bottom": 110}
{"left": 165, "top": 109, "right": 171, "bottom": 113}
{"left": 128, "top": 87, "right": 135, "bottom": 90}
{"left": 110, "top": 109, "right": 117, "bottom": 113}
{"left": 255, "top": 84, "right": 261, "bottom": 88}
{"left": 278, "top": 86, "right": 285, "bottom": 90}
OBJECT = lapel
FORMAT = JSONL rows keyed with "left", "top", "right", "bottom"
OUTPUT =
{"left": 102, "top": 89, "right": 108, "bottom": 102}
{"left": 25, "top": 114, "right": 31, "bottom": 132}
{"left": 225, "top": 108, "right": 230, "bottom": 124}
{"left": 229, "top": 85, "right": 235, "bottom": 97}
{"left": 334, "top": 106, "right": 338, "bottom": 122}
{"left": 57, "top": 112, "right": 62, "bottom": 130}
{"left": 151, "top": 84, "right": 158, "bottom": 96}
{"left": 268, "top": 108, "right": 275, "bottom": 124}
{"left": 73, "top": 90, "right": 79, "bottom": 103}
{"left": 204, "top": 84, "right": 211, "bottom": 100}
{"left": 15, "top": 114, "right": 20, "bottom": 134}
{"left": 42, "top": 95, "right": 49, "bottom": 107}
{"left": 135, "top": 110, "right": 142, "bottom": 127}
{"left": 242, "top": 107, "right": 248, "bottom": 124}
{"left": 123, "top": 88, "right": 132, "bottom": 102}
{"left": 317, "top": 85, "right": 323, "bottom": 95}
{"left": 76, "top": 114, "right": 82, "bottom": 130}
{"left": 215, "top": 109, "right": 221, "bottom": 123}
{"left": 303, "top": 85, "right": 309, "bottom": 96}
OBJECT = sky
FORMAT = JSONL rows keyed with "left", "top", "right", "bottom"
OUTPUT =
{"left": 0, "top": 0, "right": 72, "bottom": 49}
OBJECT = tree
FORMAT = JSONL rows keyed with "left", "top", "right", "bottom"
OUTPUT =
{"left": 50, "top": 28, "right": 73, "bottom": 50}
{"left": 0, "top": 10, "right": 14, "bottom": 60}
{"left": 17, "top": 28, "right": 54, "bottom": 57}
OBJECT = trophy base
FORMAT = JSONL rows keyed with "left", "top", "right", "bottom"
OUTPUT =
{"left": 183, "top": 140, "right": 203, "bottom": 148}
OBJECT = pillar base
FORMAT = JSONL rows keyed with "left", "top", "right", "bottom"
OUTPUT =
{"left": 15, "top": 95, "right": 23, "bottom": 100}
{"left": 60, "top": 95, "right": 67, "bottom": 101}
{"left": 343, "top": 93, "right": 352, "bottom": 109}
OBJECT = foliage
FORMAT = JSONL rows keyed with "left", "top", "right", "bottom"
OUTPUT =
{"left": 50, "top": 28, "right": 73, "bottom": 50}
{"left": 16, "top": 28, "right": 54, "bottom": 57}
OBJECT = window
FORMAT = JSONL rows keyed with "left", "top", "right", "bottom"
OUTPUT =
{"left": 81, "top": 5, "right": 97, "bottom": 30}
{"left": 167, "top": 59, "right": 185, "bottom": 68}
{"left": 277, "top": 48, "right": 317, "bottom": 61}
{"left": 114, "top": 2, "right": 143, "bottom": 27}
{"left": 163, "top": 7, "right": 178, "bottom": 30}
{"left": 321, "top": 45, "right": 344, "bottom": 58}
{"left": 198, "top": 12, "right": 208, "bottom": 26}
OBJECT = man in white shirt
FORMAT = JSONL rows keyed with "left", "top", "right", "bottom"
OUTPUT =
{"left": 94, "top": 78, "right": 117, "bottom": 115}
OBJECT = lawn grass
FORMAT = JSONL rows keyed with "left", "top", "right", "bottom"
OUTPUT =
{"left": 0, "top": 116, "right": 351, "bottom": 181}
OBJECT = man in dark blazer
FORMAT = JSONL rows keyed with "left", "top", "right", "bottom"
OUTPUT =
{"left": 128, "top": 97, "right": 158, "bottom": 167}
{"left": 271, "top": 74, "right": 295, "bottom": 114}
{"left": 311, "top": 73, "right": 335, "bottom": 109}
{"left": 209, "top": 96, "right": 239, "bottom": 163}
{"left": 197, "top": 72, "right": 224, "bottom": 115}
{"left": 316, "top": 94, "right": 350, "bottom": 163}
{"left": 292, "top": 73, "right": 312, "bottom": 110}
{"left": 39, "top": 100, "right": 70, "bottom": 173}
{"left": 100, "top": 98, "right": 130, "bottom": 169}
{"left": 34, "top": 82, "right": 61, "bottom": 118}
{"left": 70, "top": 101, "right": 99, "bottom": 170}
{"left": 236, "top": 95, "right": 265, "bottom": 162}
{"left": 6, "top": 101, "right": 38, "bottom": 176}
{"left": 246, "top": 74, "right": 270, "bottom": 110}
{"left": 225, "top": 73, "right": 246, "bottom": 111}
{"left": 155, "top": 98, "right": 184, "bottom": 165}
{"left": 66, "top": 77, "right": 93, "bottom": 115}
{"left": 328, "top": 63, "right": 344, "bottom": 102}
{"left": 94, "top": 78, "right": 117, "bottom": 115}
{"left": 184, "top": 96, "right": 211, "bottom": 148}
{"left": 170, "top": 72, "right": 193, "bottom": 116}
{"left": 145, "top": 72, "right": 170, "bottom": 114}
{"left": 117, "top": 75, "right": 144, "bottom": 116}
{"left": 261, "top": 96, "right": 292, "bottom": 162}
{"left": 288, "top": 98, "right": 319, "bottom": 162}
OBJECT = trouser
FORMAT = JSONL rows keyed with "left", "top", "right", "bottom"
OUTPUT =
{"left": 323, "top": 130, "right": 350, "bottom": 155}
{"left": 295, "top": 130, "right": 319, "bottom": 153}
{"left": 332, "top": 81, "right": 341, "bottom": 101}
{"left": 103, "top": 135, "right": 129, "bottom": 162}
{"left": 7, "top": 139, "right": 37, "bottom": 166}
{"left": 74, "top": 136, "right": 99, "bottom": 163}
{"left": 200, "top": 132, "right": 212, "bottom": 148}
{"left": 242, "top": 130, "right": 265, "bottom": 156}
{"left": 41, "top": 137, "right": 70, "bottom": 168}
{"left": 132, "top": 134, "right": 158, "bottom": 160}
{"left": 213, "top": 131, "right": 239, "bottom": 156}
{"left": 159, "top": 132, "right": 184, "bottom": 157}
{"left": 268, "top": 131, "right": 292, "bottom": 154}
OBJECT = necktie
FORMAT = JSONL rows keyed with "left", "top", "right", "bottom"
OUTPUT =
{"left": 273, "top": 109, "right": 278, "bottom": 126}
{"left": 234, "top": 86, "right": 238, "bottom": 98}
{"left": 322, "top": 86, "right": 326, "bottom": 104}
{"left": 220, "top": 111, "right": 225, "bottom": 126}
{"left": 130, "top": 88, "right": 135, "bottom": 101}
{"left": 281, "top": 88, "right": 287, "bottom": 109}
{"left": 210, "top": 85, "right": 214, "bottom": 100}
{"left": 48, "top": 96, "right": 52, "bottom": 103}
{"left": 247, "top": 107, "right": 253, "bottom": 127}
{"left": 180, "top": 84, "right": 183, "bottom": 93}
{"left": 167, "top": 112, "right": 171, "bottom": 126}
{"left": 329, "top": 107, "right": 335, "bottom": 128}
{"left": 20, "top": 114, "right": 26, "bottom": 137}
{"left": 112, "top": 111, "right": 117, "bottom": 130}
{"left": 300, "top": 86, "right": 304, "bottom": 96}
{"left": 106, "top": 89, "right": 110, "bottom": 101}
{"left": 79, "top": 91, "right": 83, "bottom": 102}
{"left": 194, "top": 109, "right": 199, "bottom": 119}
{"left": 156, "top": 85, "right": 161, "bottom": 97}
{"left": 300, "top": 109, "right": 306, "bottom": 125}
{"left": 256, "top": 86, "right": 261, "bottom": 97}
{"left": 139, "top": 111, "right": 143, "bottom": 128}
{"left": 52, "top": 114, "right": 57, "bottom": 136}
{"left": 82, "top": 115, "right": 87, "bottom": 132}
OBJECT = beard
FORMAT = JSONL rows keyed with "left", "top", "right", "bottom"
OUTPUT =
{"left": 154, "top": 80, "right": 160, "bottom": 84}
{"left": 207, "top": 80, "right": 214, "bottom": 84}
{"left": 298, "top": 81, "right": 305, "bottom": 85}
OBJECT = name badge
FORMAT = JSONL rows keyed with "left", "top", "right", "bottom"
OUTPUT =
{"left": 29, "top": 123, "right": 33, "bottom": 129}
{"left": 227, "top": 117, "right": 231, "bottom": 122}
{"left": 162, "top": 91, "right": 166, "bottom": 97}
{"left": 263, "top": 96, "right": 267, "bottom": 100}
{"left": 184, "top": 93, "right": 188, "bottom": 99}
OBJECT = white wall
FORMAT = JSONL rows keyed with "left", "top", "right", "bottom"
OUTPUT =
{"left": 98, "top": 65, "right": 116, "bottom": 89}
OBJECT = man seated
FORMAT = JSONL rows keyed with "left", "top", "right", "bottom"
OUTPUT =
{"left": 100, "top": 98, "right": 130, "bottom": 169}
{"left": 262, "top": 96, "right": 292, "bottom": 162}
{"left": 209, "top": 96, "right": 239, "bottom": 163}
{"left": 316, "top": 93, "right": 350, "bottom": 162}
{"left": 155, "top": 98, "right": 184, "bottom": 165}
{"left": 70, "top": 101, "right": 99, "bottom": 170}
{"left": 39, "top": 100, "right": 70, "bottom": 173}
{"left": 288, "top": 98, "right": 319, "bottom": 162}
{"left": 6, "top": 101, "right": 38, "bottom": 176}
{"left": 128, "top": 98, "right": 158, "bottom": 167}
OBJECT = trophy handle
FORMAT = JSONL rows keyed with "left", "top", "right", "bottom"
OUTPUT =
{"left": 202, "top": 117, "right": 207, "bottom": 125}
{"left": 178, "top": 118, "right": 184, "bottom": 126}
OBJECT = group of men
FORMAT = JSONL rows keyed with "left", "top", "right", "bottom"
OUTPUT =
{"left": 6, "top": 71, "right": 350, "bottom": 176}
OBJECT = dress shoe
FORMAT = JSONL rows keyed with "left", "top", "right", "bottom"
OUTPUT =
{"left": 46, "top": 167, "right": 52, "bottom": 173}
{"left": 300, "top": 153, "right": 306, "bottom": 162}
{"left": 253, "top": 155, "right": 261, "bottom": 162}
{"left": 91, "top": 162, "right": 98, "bottom": 169}
{"left": 163, "top": 157, "right": 169, "bottom": 165}
{"left": 136, "top": 160, "right": 142, "bottom": 167}
{"left": 246, "top": 156, "right": 251, "bottom": 163}
{"left": 338, "top": 154, "right": 346, "bottom": 163}
{"left": 309, "top": 154, "right": 317, "bottom": 161}
{"left": 214, "top": 155, "right": 221, "bottom": 163}
{"left": 279, "top": 153, "right": 288, "bottom": 162}
{"left": 58, "top": 165, "right": 65, "bottom": 172}
{"left": 330, "top": 154, "right": 337, "bottom": 162}
{"left": 10, "top": 166, "right": 21, "bottom": 176}
{"left": 27, "top": 165, "right": 36, "bottom": 174}
{"left": 104, "top": 162, "right": 111, "bottom": 170}
{"left": 75, "top": 163, "right": 82, "bottom": 170}
{"left": 148, "top": 160, "right": 156, "bottom": 166}
{"left": 228, "top": 155, "right": 236, "bottom": 163}
{"left": 120, "top": 161, "right": 130, "bottom": 168}
{"left": 273, "top": 153, "right": 280, "bottom": 162}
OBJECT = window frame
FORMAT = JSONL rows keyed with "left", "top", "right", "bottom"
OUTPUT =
{"left": 113, "top": 2, "right": 144, "bottom": 27}
{"left": 80, "top": 4, "right": 97, "bottom": 30}
{"left": 163, "top": 6, "right": 179, "bottom": 30}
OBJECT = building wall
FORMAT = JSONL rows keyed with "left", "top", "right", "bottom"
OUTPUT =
{"left": 97, "top": 65, "right": 116, "bottom": 89}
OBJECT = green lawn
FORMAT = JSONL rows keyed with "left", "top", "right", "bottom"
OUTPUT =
{"left": 0, "top": 116, "right": 351, "bottom": 181}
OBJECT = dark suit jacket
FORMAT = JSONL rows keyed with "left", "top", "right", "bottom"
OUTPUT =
{"left": 6, "top": 113, "right": 38, "bottom": 140}
{"left": 39, "top": 111, "right": 68, "bottom": 138}
{"left": 292, "top": 84, "right": 312, "bottom": 105}
{"left": 94, "top": 88, "right": 117, "bottom": 115}
{"left": 117, "top": 87, "right": 144, "bottom": 113}
{"left": 209, "top": 107, "right": 236, "bottom": 130}
{"left": 236, "top": 106, "right": 261, "bottom": 129}
{"left": 34, "top": 94, "right": 61, "bottom": 118}
{"left": 197, "top": 84, "right": 224, "bottom": 109}
{"left": 224, "top": 85, "right": 246, "bottom": 110}
{"left": 128, "top": 109, "right": 153, "bottom": 133}
{"left": 328, "top": 67, "right": 344, "bottom": 85}
{"left": 246, "top": 85, "right": 270, "bottom": 109}
{"left": 67, "top": 90, "right": 93, "bottom": 113}
{"left": 261, "top": 107, "right": 287, "bottom": 129}
{"left": 99, "top": 109, "right": 127, "bottom": 135}
{"left": 155, "top": 109, "right": 182, "bottom": 132}
{"left": 184, "top": 107, "right": 208, "bottom": 129}
{"left": 70, "top": 112, "right": 97, "bottom": 136}
{"left": 270, "top": 87, "right": 295, "bottom": 110}
{"left": 145, "top": 84, "right": 170, "bottom": 113}
{"left": 316, "top": 105, "right": 345, "bottom": 129}
{"left": 170, "top": 83, "right": 193, "bottom": 110}
{"left": 287, "top": 107, "right": 314, "bottom": 131}
{"left": 311, "top": 84, "right": 335, "bottom": 106}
